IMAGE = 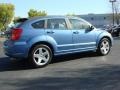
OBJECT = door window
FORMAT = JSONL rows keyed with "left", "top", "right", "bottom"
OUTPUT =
{"left": 47, "top": 19, "right": 67, "bottom": 30}
{"left": 69, "top": 19, "right": 90, "bottom": 30}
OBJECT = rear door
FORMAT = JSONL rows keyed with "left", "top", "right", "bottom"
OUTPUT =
{"left": 45, "top": 18, "right": 73, "bottom": 53}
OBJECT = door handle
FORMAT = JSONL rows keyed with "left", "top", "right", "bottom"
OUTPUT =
{"left": 73, "top": 31, "right": 79, "bottom": 34}
{"left": 46, "top": 31, "right": 54, "bottom": 34}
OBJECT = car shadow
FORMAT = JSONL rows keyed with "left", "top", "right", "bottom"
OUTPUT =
{"left": 0, "top": 51, "right": 99, "bottom": 72}
{"left": 52, "top": 51, "right": 99, "bottom": 63}
{"left": 0, "top": 57, "right": 33, "bottom": 72}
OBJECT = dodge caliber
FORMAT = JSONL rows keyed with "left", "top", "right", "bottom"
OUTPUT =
{"left": 3, "top": 16, "right": 113, "bottom": 67}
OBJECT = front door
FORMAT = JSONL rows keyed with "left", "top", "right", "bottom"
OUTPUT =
{"left": 69, "top": 18, "right": 96, "bottom": 50}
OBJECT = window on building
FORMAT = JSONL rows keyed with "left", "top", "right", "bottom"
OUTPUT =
{"left": 104, "top": 17, "right": 106, "bottom": 20}
{"left": 91, "top": 17, "right": 94, "bottom": 20}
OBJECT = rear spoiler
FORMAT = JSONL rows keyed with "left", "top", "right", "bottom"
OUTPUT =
{"left": 15, "top": 18, "right": 28, "bottom": 23}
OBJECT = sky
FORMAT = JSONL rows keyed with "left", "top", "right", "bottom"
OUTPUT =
{"left": 0, "top": 0, "right": 112, "bottom": 17}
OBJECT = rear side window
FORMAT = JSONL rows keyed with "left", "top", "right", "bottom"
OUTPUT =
{"left": 32, "top": 20, "right": 45, "bottom": 29}
{"left": 47, "top": 19, "right": 67, "bottom": 30}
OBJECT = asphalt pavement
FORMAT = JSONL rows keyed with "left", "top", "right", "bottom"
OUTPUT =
{"left": 0, "top": 37, "right": 120, "bottom": 90}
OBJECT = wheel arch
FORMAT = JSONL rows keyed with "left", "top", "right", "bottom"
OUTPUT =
{"left": 28, "top": 41, "right": 55, "bottom": 56}
{"left": 97, "top": 36, "right": 112, "bottom": 48}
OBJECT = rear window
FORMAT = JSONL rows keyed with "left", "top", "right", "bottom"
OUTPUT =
{"left": 14, "top": 18, "right": 28, "bottom": 28}
{"left": 13, "top": 23, "right": 22, "bottom": 28}
{"left": 9, "top": 18, "right": 28, "bottom": 29}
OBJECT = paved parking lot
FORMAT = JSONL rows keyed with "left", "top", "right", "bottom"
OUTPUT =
{"left": 0, "top": 37, "right": 120, "bottom": 90}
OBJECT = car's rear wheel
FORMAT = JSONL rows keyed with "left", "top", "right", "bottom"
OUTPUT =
{"left": 29, "top": 44, "right": 52, "bottom": 68}
{"left": 97, "top": 38, "right": 111, "bottom": 56}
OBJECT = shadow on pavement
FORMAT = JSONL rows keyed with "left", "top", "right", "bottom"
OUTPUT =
{"left": 0, "top": 52, "right": 99, "bottom": 72}
{"left": 0, "top": 57, "right": 33, "bottom": 71}
{"left": 1, "top": 64, "right": 120, "bottom": 90}
{"left": 53, "top": 51, "right": 99, "bottom": 63}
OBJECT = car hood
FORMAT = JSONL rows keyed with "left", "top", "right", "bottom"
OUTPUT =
{"left": 96, "top": 28, "right": 108, "bottom": 33}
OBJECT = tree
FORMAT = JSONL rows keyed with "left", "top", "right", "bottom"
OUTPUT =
{"left": 28, "top": 9, "right": 47, "bottom": 18}
{"left": 66, "top": 13, "right": 76, "bottom": 16}
{"left": 0, "top": 3, "right": 14, "bottom": 31}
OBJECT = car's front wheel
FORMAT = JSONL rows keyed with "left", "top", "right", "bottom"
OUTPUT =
{"left": 97, "top": 38, "right": 111, "bottom": 56}
{"left": 29, "top": 44, "right": 53, "bottom": 68}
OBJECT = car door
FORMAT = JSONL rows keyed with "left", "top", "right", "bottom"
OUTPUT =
{"left": 69, "top": 18, "right": 97, "bottom": 50}
{"left": 45, "top": 18, "right": 73, "bottom": 53}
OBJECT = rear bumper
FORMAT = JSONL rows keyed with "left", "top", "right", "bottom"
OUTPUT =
{"left": 3, "top": 40, "right": 29, "bottom": 58}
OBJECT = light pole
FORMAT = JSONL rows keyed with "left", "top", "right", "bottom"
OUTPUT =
{"left": 109, "top": 0, "right": 116, "bottom": 26}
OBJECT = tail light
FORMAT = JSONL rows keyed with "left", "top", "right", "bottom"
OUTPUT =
{"left": 11, "top": 28, "right": 23, "bottom": 41}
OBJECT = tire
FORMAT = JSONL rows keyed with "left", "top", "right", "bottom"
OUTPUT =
{"left": 97, "top": 38, "right": 111, "bottom": 56}
{"left": 29, "top": 44, "right": 53, "bottom": 68}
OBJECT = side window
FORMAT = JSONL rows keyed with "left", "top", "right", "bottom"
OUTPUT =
{"left": 69, "top": 19, "right": 89, "bottom": 30}
{"left": 32, "top": 20, "right": 45, "bottom": 29}
{"left": 47, "top": 19, "right": 67, "bottom": 30}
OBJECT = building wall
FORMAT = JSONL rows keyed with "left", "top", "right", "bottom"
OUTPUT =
{"left": 77, "top": 14, "right": 112, "bottom": 28}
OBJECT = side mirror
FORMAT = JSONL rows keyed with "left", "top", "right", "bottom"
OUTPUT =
{"left": 87, "top": 26, "right": 94, "bottom": 31}
{"left": 90, "top": 26, "right": 94, "bottom": 30}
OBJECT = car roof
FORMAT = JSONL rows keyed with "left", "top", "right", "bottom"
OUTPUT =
{"left": 17, "top": 15, "right": 94, "bottom": 28}
{"left": 22, "top": 16, "right": 90, "bottom": 26}
{"left": 27, "top": 15, "right": 80, "bottom": 22}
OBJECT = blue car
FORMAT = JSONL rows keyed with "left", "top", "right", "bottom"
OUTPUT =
{"left": 4, "top": 16, "right": 113, "bottom": 67}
